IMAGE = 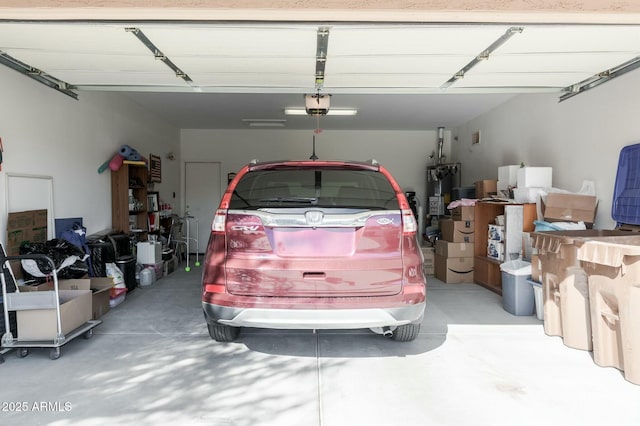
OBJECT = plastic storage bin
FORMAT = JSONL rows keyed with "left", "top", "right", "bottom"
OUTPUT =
{"left": 109, "top": 287, "right": 127, "bottom": 308}
{"left": 500, "top": 260, "right": 533, "bottom": 316}
{"left": 531, "top": 230, "right": 633, "bottom": 351}
{"left": 577, "top": 237, "right": 640, "bottom": 385}
{"left": 612, "top": 142, "right": 640, "bottom": 226}
{"left": 527, "top": 279, "right": 544, "bottom": 320}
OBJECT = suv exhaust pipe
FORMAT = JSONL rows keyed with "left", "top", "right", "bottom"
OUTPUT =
{"left": 382, "top": 326, "right": 393, "bottom": 338}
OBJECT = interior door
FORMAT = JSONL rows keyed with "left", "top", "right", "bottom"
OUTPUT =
{"left": 185, "top": 161, "right": 222, "bottom": 254}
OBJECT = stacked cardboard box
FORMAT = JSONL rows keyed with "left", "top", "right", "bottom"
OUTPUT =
{"left": 441, "top": 207, "right": 475, "bottom": 243}
{"left": 6, "top": 209, "right": 48, "bottom": 256}
{"left": 475, "top": 180, "right": 498, "bottom": 199}
{"left": 435, "top": 206, "right": 475, "bottom": 283}
{"left": 543, "top": 192, "right": 598, "bottom": 228}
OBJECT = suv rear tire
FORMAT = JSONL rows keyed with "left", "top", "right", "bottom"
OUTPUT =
{"left": 391, "top": 323, "right": 420, "bottom": 342}
{"left": 207, "top": 323, "right": 240, "bottom": 342}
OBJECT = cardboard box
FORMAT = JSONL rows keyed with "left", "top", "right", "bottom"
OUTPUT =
{"left": 543, "top": 193, "right": 598, "bottom": 225}
{"left": 517, "top": 167, "right": 552, "bottom": 188}
{"left": 435, "top": 240, "right": 474, "bottom": 258}
{"left": 475, "top": 180, "right": 498, "bottom": 199}
{"left": 435, "top": 254, "right": 474, "bottom": 284}
{"left": 441, "top": 218, "right": 475, "bottom": 243}
{"left": 19, "top": 277, "right": 113, "bottom": 320}
{"left": 16, "top": 289, "right": 92, "bottom": 341}
{"left": 6, "top": 209, "right": 48, "bottom": 255}
{"left": 421, "top": 246, "right": 435, "bottom": 275}
{"left": 487, "top": 240, "right": 504, "bottom": 261}
{"left": 488, "top": 224, "right": 505, "bottom": 242}
{"left": 59, "top": 278, "right": 113, "bottom": 320}
{"left": 451, "top": 206, "right": 474, "bottom": 221}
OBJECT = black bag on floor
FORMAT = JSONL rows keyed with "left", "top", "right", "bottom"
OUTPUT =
{"left": 19, "top": 239, "right": 89, "bottom": 282}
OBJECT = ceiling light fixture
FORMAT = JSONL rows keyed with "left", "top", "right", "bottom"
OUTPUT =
{"left": 241, "top": 119, "right": 286, "bottom": 127}
{"left": 284, "top": 107, "right": 358, "bottom": 116}
{"left": 441, "top": 26, "right": 523, "bottom": 89}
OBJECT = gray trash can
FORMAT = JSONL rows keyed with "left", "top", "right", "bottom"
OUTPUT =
{"left": 500, "top": 260, "right": 533, "bottom": 316}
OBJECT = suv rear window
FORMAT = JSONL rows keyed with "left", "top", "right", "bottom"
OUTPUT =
{"left": 230, "top": 168, "right": 400, "bottom": 210}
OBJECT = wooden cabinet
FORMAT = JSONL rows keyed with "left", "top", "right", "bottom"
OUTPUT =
{"left": 473, "top": 201, "right": 536, "bottom": 294}
{"left": 111, "top": 163, "right": 148, "bottom": 238}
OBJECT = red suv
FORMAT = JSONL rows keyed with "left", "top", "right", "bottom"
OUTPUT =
{"left": 202, "top": 160, "right": 426, "bottom": 342}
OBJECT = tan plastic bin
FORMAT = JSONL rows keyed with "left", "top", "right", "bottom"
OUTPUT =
{"left": 531, "top": 230, "right": 631, "bottom": 351}
{"left": 577, "top": 238, "right": 640, "bottom": 385}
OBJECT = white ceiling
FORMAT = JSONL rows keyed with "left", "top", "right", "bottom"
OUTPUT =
{"left": 1, "top": 21, "right": 639, "bottom": 130}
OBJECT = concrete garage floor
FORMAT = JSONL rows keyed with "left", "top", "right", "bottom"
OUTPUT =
{"left": 1, "top": 268, "right": 639, "bottom": 426}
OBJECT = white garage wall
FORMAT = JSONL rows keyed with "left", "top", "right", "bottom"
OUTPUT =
{"left": 0, "top": 66, "right": 180, "bottom": 244}
{"left": 180, "top": 128, "right": 446, "bottom": 212}
{"left": 453, "top": 69, "right": 640, "bottom": 230}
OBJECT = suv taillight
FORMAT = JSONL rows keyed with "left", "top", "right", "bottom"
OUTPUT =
{"left": 402, "top": 209, "right": 418, "bottom": 235}
{"left": 212, "top": 209, "right": 227, "bottom": 233}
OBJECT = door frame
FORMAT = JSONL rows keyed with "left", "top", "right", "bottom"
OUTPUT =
{"left": 182, "top": 160, "right": 222, "bottom": 254}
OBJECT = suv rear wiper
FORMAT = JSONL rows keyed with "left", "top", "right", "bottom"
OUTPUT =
{"left": 232, "top": 190, "right": 252, "bottom": 207}
{"left": 260, "top": 197, "right": 317, "bottom": 204}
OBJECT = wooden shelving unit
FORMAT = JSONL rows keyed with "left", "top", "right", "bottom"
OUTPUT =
{"left": 473, "top": 201, "right": 536, "bottom": 294}
{"left": 111, "top": 163, "right": 148, "bottom": 238}
{"left": 147, "top": 191, "right": 160, "bottom": 233}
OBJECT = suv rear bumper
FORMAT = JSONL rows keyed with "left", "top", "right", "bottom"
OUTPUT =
{"left": 202, "top": 302, "right": 425, "bottom": 329}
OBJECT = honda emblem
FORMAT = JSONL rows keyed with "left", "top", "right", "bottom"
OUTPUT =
{"left": 305, "top": 210, "right": 324, "bottom": 226}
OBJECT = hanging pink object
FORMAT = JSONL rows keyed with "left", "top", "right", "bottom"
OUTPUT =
{"left": 109, "top": 153, "right": 125, "bottom": 171}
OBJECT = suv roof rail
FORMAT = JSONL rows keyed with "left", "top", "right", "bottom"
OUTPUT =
{"left": 249, "top": 159, "right": 259, "bottom": 165}
{"left": 367, "top": 158, "right": 379, "bottom": 166}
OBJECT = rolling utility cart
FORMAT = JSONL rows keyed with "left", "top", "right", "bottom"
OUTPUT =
{"left": 1, "top": 245, "right": 101, "bottom": 360}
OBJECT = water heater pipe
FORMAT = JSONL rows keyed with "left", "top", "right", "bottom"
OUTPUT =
{"left": 437, "top": 127, "right": 445, "bottom": 164}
